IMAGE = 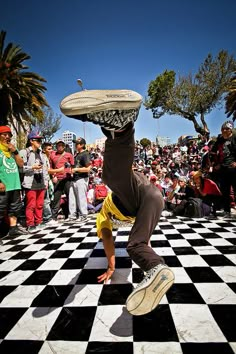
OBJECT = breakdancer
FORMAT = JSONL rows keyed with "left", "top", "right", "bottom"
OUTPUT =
{"left": 60, "top": 88, "right": 174, "bottom": 316}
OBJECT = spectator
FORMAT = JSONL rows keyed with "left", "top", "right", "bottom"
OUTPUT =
{"left": 19, "top": 131, "right": 47, "bottom": 233}
{"left": 0, "top": 125, "right": 25, "bottom": 236}
{"left": 50, "top": 139, "right": 74, "bottom": 221}
{"left": 92, "top": 153, "right": 103, "bottom": 168}
{"left": 42, "top": 142, "right": 65, "bottom": 225}
{"left": 160, "top": 173, "right": 172, "bottom": 194}
{"left": 68, "top": 137, "right": 91, "bottom": 222}
{"left": 165, "top": 176, "right": 180, "bottom": 211}
{"left": 211, "top": 121, "right": 236, "bottom": 217}
{"left": 87, "top": 181, "right": 109, "bottom": 214}
{"left": 191, "top": 170, "right": 222, "bottom": 216}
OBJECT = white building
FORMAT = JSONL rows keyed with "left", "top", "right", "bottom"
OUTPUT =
{"left": 156, "top": 135, "right": 171, "bottom": 147}
{"left": 62, "top": 130, "right": 76, "bottom": 153}
{"left": 95, "top": 137, "right": 106, "bottom": 150}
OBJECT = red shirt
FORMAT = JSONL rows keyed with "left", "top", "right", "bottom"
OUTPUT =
{"left": 92, "top": 157, "right": 103, "bottom": 168}
{"left": 195, "top": 178, "right": 222, "bottom": 196}
{"left": 50, "top": 151, "right": 74, "bottom": 180}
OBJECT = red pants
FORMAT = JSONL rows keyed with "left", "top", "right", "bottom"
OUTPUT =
{"left": 25, "top": 189, "right": 45, "bottom": 226}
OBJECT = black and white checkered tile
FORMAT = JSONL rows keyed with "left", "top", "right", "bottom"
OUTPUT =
{"left": 0, "top": 215, "right": 236, "bottom": 354}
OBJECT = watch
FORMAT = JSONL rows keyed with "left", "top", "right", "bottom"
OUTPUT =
{"left": 13, "top": 150, "right": 19, "bottom": 155}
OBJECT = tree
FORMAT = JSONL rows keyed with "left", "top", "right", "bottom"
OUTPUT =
{"left": 140, "top": 138, "right": 151, "bottom": 148}
{"left": 145, "top": 50, "right": 236, "bottom": 137}
{"left": 225, "top": 71, "right": 236, "bottom": 121}
{"left": 35, "top": 107, "right": 61, "bottom": 142}
{"left": 0, "top": 30, "right": 48, "bottom": 132}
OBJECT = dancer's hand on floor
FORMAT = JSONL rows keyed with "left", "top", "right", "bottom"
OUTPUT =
{"left": 97, "top": 267, "right": 115, "bottom": 284}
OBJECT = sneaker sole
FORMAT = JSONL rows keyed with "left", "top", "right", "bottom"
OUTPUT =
{"left": 60, "top": 90, "right": 142, "bottom": 129}
{"left": 126, "top": 268, "right": 174, "bottom": 316}
{"left": 60, "top": 89, "right": 142, "bottom": 116}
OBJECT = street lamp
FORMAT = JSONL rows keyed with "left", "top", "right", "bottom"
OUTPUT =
{"left": 77, "top": 79, "right": 86, "bottom": 139}
{"left": 77, "top": 79, "right": 85, "bottom": 90}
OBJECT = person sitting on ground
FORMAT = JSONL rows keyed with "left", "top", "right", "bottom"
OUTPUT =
{"left": 171, "top": 176, "right": 195, "bottom": 216}
{"left": 191, "top": 170, "right": 222, "bottom": 215}
{"left": 160, "top": 173, "right": 172, "bottom": 195}
{"left": 87, "top": 181, "right": 109, "bottom": 214}
{"left": 60, "top": 87, "right": 175, "bottom": 316}
{"left": 164, "top": 175, "right": 180, "bottom": 211}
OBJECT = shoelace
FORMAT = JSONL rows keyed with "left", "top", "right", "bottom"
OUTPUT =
{"left": 135, "top": 264, "right": 166, "bottom": 289}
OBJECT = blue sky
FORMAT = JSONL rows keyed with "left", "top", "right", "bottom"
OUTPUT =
{"left": 1, "top": 0, "right": 236, "bottom": 143}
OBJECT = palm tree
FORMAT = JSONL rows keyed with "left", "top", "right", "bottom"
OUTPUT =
{"left": 225, "top": 71, "right": 236, "bottom": 121}
{"left": 0, "top": 30, "right": 48, "bottom": 132}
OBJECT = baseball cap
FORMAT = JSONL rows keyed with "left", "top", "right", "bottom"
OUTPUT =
{"left": 221, "top": 120, "right": 234, "bottom": 130}
{"left": 28, "top": 131, "right": 43, "bottom": 140}
{"left": 73, "top": 137, "right": 86, "bottom": 145}
{"left": 0, "top": 126, "right": 12, "bottom": 136}
{"left": 178, "top": 176, "right": 186, "bottom": 182}
{"left": 56, "top": 139, "right": 65, "bottom": 145}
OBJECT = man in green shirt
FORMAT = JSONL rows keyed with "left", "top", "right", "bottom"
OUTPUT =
{"left": 0, "top": 125, "right": 25, "bottom": 236}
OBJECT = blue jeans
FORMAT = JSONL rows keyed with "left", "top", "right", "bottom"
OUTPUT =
{"left": 43, "top": 189, "right": 52, "bottom": 222}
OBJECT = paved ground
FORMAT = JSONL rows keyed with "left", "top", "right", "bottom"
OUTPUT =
{"left": 0, "top": 214, "right": 236, "bottom": 354}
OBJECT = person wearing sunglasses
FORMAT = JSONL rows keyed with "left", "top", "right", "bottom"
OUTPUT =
{"left": 19, "top": 131, "right": 47, "bottom": 233}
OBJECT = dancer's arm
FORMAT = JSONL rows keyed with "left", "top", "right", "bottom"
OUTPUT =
{"left": 97, "top": 228, "right": 115, "bottom": 283}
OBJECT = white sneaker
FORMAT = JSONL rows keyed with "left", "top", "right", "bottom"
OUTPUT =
{"left": 45, "top": 219, "right": 58, "bottom": 226}
{"left": 60, "top": 89, "right": 142, "bottom": 130}
{"left": 65, "top": 216, "right": 77, "bottom": 223}
{"left": 162, "top": 210, "right": 173, "bottom": 217}
{"left": 126, "top": 264, "right": 175, "bottom": 316}
{"left": 77, "top": 215, "right": 89, "bottom": 223}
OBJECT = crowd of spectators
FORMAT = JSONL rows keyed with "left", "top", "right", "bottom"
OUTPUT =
{"left": 0, "top": 120, "right": 236, "bottom": 237}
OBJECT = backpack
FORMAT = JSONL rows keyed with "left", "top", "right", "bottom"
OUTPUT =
{"left": 184, "top": 197, "right": 204, "bottom": 218}
{"left": 94, "top": 184, "right": 108, "bottom": 200}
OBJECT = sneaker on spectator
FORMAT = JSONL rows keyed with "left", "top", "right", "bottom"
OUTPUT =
{"left": 60, "top": 89, "right": 142, "bottom": 130}
{"left": 36, "top": 223, "right": 46, "bottom": 231}
{"left": 126, "top": 264, "right": 175, "bottom": 316}
{"left": 77, "top": 215, "right": 89, "bottom": 223}
{"left": 220, "top": 211, "right": 231, "bottom": 219}
{"left": 27, "top": 226, "right": 38, "bottom": 234}
{"left": 45, "top": 219, "right": 59, "bottom": 226}
{"left": 162, "top": 210, "right": 173, "bottom": 217}
{"left": 65, "top": 216, "right": 77, "bottom": 223}
{"left": 8, "top": 226, "right": 27, "bottom": 236}
{"left": 16, "top": 224, "right": 29, "bottom": 234}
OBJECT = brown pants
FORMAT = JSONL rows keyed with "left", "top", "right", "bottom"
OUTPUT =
{"left": 102, "top": 126, "right": 165, "bottom": 271}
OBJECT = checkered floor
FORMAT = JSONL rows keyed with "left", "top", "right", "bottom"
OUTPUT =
{"left": 0, "top": 215, "right": 236, "bottom": 354}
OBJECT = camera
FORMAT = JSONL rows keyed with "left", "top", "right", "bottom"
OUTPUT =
{"left": 64, "top": 162, "right": 71, "bottom": 168}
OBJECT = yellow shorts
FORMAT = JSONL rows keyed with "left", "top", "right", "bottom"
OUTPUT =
{"left": 96, "top": 192, "right": 135, "bottom": 238}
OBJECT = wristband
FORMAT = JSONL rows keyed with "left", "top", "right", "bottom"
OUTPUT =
{"left": 13, "top": 150, "right": 19, "bottom": 155}
{"left": 107, "top": 267, "right": 115, "bottom": 272}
